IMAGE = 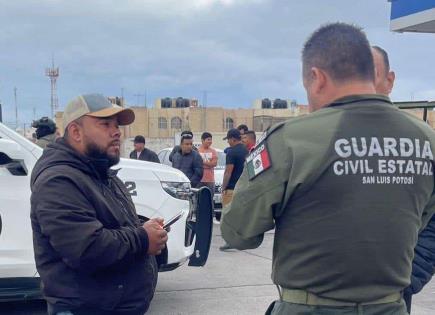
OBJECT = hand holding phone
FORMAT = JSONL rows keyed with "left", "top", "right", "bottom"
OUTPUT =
{"left": 143, "top": 218, "right": 167, "bottom": 255}
{"left": 163, "top": 212, "right": 183, "bottom": 231}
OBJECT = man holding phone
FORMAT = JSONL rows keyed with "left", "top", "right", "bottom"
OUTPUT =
{"left": 31, "top": 94, "right": 168, "bottom": 315}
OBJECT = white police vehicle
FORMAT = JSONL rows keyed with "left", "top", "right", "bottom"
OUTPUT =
{"left": 0, "top": 122, "right": 213, "bottom": 301}
{"left": 157, "top": 147, "right": 225, "bottom": 219}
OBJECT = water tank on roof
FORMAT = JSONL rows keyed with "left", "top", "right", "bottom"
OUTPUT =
{"left": 162, "top": 97, "right": 172, "bottom": 108}
{"left": 261, "top": 98, "right": 272, "bottom": 109}
{"left": 175, "top": 97, "right": 183, "bottom": 108}
{"left": 273, "top": 99, "right": 288, "bottom": 109}
{"left": 175, "top": 97, "right": 190, "bottom": 108}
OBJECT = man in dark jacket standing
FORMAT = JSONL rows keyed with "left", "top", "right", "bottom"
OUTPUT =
{"left": 31, "top": 94, "right": 168, "bottom": 315}
{"left": 372, "top": 45, "right": 435, "bottom": 313}
{"left": 169, "top": 130, "right": 197, "bottom": 163}
{"left": 171, "top": 133, "right": 203, "bottom": 188}
{"left": 129, "top": 135, "right": 159, "bottom": 163}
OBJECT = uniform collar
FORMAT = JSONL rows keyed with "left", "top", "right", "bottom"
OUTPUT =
{"left": 326, "top": 94, "right": 392, "bottom": 108}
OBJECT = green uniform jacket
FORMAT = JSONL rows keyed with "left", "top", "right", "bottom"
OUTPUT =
{"left": 221, "top": 94, "right": 435, "bottom": 303}
{"left": 36, "top": 133, "right": 57, "bottom": 149}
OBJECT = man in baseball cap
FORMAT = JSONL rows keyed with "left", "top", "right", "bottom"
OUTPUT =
{"left": 63, "top": 93, "right": 135, "bottom": 128}
{"left": 223, "top": 128, "right": 242, "bottom": 141}
{"left": 220, "top": 127, "right": 248, "bottom": 251}
{"left": 31, "top": 93, "right": 167, "bottom": 314}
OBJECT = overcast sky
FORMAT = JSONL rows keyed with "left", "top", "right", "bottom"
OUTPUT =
{"left": 1, "top": 0, "right": 435, "bottom": 126}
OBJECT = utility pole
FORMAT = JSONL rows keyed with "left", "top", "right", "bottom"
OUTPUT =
{"left": 121, "top": 88, "right": 124, "bottom": 107}
{"left": 201, "top": 90, "right": 209, "bottom": 131}
{"left": 201, "top": 90, "right": 208, "bottom": 108}
{"left": 133, "top": 93, "right": 145, "bottom": 106}
{"left": 33, "top": 107, "right": 36, "bottom": 120}
{"left": 144, "top": 89, "right": 147, "bottom": 108}
{"left": 14, "top": 87, "right": 18, "bottom": 130}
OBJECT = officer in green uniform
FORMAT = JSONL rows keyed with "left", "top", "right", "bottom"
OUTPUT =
{"left": 33, "top": 116, "right": 58, "bottom": 149}
{"left": 221, "top": 22, "right": 435, "bottom": 315}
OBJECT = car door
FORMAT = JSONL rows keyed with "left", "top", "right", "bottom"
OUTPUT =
{"left": 0, "top": 139, "right": 37, "bottom": 278}
{"left": 188, "top": 186, "right": 213, "bottom": 266}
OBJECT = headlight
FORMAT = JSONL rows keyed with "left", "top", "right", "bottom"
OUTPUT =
{"left": 161, "top": 181, "right": 191, "bottom": 200}
{"left": 215, "top": 184, "right": 222, "bottom": 193}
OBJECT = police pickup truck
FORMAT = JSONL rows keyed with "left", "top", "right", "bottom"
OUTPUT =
{"left": 0, "top": 122, "right": 213, "bottom": 301}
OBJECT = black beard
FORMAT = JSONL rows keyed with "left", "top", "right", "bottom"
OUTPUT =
{"left": 85, "top": 142, "right": 120, "bottom": 167}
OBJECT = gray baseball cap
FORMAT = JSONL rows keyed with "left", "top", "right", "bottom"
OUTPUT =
{"left": 63, "top": 94, "right": 135, "bottom": 128}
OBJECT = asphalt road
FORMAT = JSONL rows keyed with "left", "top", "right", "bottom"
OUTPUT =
{"left": 2, "top": 225, "right": 434, "bottom": 315}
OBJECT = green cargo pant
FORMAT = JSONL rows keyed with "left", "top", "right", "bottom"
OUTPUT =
{"left": 268, "top": 300, "right": 409, "bottom": 315}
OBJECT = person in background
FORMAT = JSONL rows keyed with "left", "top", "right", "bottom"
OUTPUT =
{"left": 32, "top": 116, "right": 57, "bottom": 149}
{"left": 224, "top": 124, "right": 248, "bottom": 154}
{"left": 242, "top": 130, "right": 256, "bottom": 152}
{"left": 169, "top": 130, "right": 197, "bottom": 162}
{"left": 172, "top": 133, "right": 204, "bottom": 188}
{"left": 198, "top": 132, "right": 218, "bottom": 196}
{"left": 237, "top": 124, "right": 248, "bottom": 135}
{"left": 372, "top": 45, "right": 435, "bottom": 314}
{"left": 130, "top": 135, "right": 160, "bottom": 163}
{"left": 220, "top": 128, "right": 248, "bottom": 251}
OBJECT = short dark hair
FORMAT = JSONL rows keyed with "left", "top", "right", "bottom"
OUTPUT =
{"left": 181, "top": 130, "right": 193, "bottom": 137}
{"left": 372, "top": 45, "right": 390, "bottom": 73}
{"left": 201, "top": 132, "right": 212, "bottom": 140}
{"left": 237, "top": 124, "right": 249, "bottom": 133}
{"left": 180, "top": 133, "right": 193, "bottom": 144}
{"left": 134, "top": 135, "right": 145, "bottom": 144}
{"left": 302, "top": 23, "right": 374, "bottom": 83}
{"left": 245, "top": 130, "right": 256, "bottom": 141}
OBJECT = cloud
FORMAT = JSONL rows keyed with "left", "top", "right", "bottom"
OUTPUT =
{"left": 1, "top": 0, "right": 435, "bottom": 126}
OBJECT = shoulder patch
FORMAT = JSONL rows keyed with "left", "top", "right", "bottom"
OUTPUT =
{"left": 246, "top": 142, "right": 272, "bottom": 180}
{"left": 255, "top": 121, "right": 286, "bottom": 146}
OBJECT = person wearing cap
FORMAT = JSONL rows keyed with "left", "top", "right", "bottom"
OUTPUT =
{"left": 129, "top": 135, "right": 160, "bottom": 163}
{"left": 32, "top": 116, "right": 58, "bottom": 149}
{"left": 219, "top": 128, "right": 248, "bottom": 251}
{"left": 30, "top": 94, "right": 168, "bottom": 315}
{"left": 224, "top": 124, "right": 249, "bottom": 155}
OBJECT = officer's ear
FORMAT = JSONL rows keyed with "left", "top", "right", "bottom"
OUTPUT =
{"left": 310, "top": 67, "right": 327, "bottom": 94}
{"left": 386, "top": 70, "right": 395, "bottom": 94}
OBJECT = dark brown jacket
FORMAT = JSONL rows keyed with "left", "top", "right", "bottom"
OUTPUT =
{"left": 31, "top": 139, "right": 157, "bottom": 314}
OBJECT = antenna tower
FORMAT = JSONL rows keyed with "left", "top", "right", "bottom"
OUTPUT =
{"left": 45, "top": 57, "right": 59, "bottom": 119}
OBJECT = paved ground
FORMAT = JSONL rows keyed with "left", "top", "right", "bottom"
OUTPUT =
{"left": 1, "top": 224, "right": 434, "bottom": 314}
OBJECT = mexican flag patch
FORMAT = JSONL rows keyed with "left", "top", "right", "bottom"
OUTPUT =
{"left": 246, "top": 143, "right": 271, "bottom": 180}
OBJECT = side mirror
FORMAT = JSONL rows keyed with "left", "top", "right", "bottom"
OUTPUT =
{"left": 0, "top": 139, "right": 28, "bottom": 176}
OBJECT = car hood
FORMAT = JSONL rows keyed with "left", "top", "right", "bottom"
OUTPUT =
{"left": 117, "top": 158, "right": 190, "bottom": 183}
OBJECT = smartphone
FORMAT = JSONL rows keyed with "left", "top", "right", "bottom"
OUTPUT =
{"left": 163, "top": 212, "right": 183, "bottom": 231}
